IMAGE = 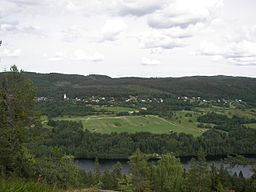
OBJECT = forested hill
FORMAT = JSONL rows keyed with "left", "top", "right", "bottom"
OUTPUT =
{"left": 6, "top": 72, "right": 256, "bottom": 103}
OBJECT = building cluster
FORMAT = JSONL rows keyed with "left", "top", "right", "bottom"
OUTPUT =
{"left": 36, "top": 94, "right": 245, "bottom": 108}
{"left": 177, "top": 96, "right": 244, "bottom": 106}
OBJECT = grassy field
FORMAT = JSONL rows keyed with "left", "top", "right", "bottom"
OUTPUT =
{"left": 49, "top": 106, "right": 256, "bottom": 137}
{"left": 246, "top": 123, "right": 256, "bottom": 129}
{"left": 93, "top": 106, "right": 137, "bottom": 113}
{"left": 54, "top": 115, "right": 205, "bottom": 136}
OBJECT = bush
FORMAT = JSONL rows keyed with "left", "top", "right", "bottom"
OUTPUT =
{"left": 0, "top": 177, "right": 58, "bottom": 192}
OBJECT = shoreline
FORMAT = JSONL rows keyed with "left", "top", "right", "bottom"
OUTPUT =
{"left": 74, "top": 154, "right": 256, "bottom": 162}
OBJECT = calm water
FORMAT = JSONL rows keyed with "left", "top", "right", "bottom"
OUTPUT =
{"left": 77, "top": 157, "right": 256, "bottom": 178}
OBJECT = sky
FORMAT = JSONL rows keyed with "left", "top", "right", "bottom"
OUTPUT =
{"left": 0, "top": 0, "right": 256, "bottom": 77}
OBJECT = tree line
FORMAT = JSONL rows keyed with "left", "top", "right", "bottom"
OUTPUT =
{"left": 39, "top": 119, "right": 256, "bottom": 159}
{"left": 198, "top": 112, "right": 256, "bottom": 131}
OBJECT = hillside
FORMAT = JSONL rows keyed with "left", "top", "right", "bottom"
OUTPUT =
{"left": 1, "top": 72, "right": 256, "bottom": 104}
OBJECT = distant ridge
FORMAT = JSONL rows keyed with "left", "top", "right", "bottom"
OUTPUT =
{"left": 1, "top": 71, "right": 256, "bottom": 105}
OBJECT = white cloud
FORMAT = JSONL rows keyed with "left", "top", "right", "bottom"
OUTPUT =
{"left": 65, "top": 1, "right": 80, "bottom": 12}
{"left": 72, "top": 49, "right": 88, "bottom": 60}
{"left": 49, "top": 51, "right": 65, "bottom": 61}
{"left": 0, "top": 22, "right": 40, "bottom": 35}
{"left": 47, "top": 49, "right": 104, "bottom": 62}
{"left": 198, "top": 40, "right": 256, "bottom": 65}
{"left": 148, "top": 0, "right": 223, "bottom": 29}
{"left": 0, "top": 48, "right": 22, "bottom": 57}
{"left": 114, "top": 0, "right": 168, "bottom": 16}
{"left": 100, "top": 18, "right": 127, "bottom": 41}
{"left": 0, "top": 0, "right": 49, "bottom": 19}
{"left": 196, "top": 25, "right": 256, "bottom": 66}
{"left": 0, "top": 1, "right": 20, "bottom": 18}
{"left": 225, "top": 26, "right": 256, "bottom": 43}
{"left": 8, "top": 0, "right": 43, "bottom": 6}
{"left": 138, "top": 30, "right": 184, "bottom": 50}
{"left": 0, "top": 23, "right": 17, "bottom": 32}
{"left": 62, "top": 26, "right": 86, "bottom": 42}
{"left": 141, "top": 57, "right": 160, "bottom": 65}
{"left": 72, "top": 49, "right": 104, "bottom": 62}
{"left": 0, "top": 0, "right": 255, "bottom": 77}
{"left": 164, "top": 23, "right": 206, "bottom": 38}
{"left": 89, "top": 52, "right": 104, "bottom": 62}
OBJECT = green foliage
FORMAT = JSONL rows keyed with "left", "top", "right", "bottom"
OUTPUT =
{"left": 118, "top": 174, "right": 134, "bottom": 192}
{"left": 198, "top": 112, "right": 256, "bottom": 132}
{"left": 2, "top": 68, "right": 256, "bottom": 191}
{"left": 19, "top": 72, "right": 256, "bottom": 105}
{"left": 0, "top": 177, "right": 58, "bottom": 192}
{"left": 151, "top": 154, "right": 184, "bottom": 192}
{"left": 129, "top": 149, "right": 151, "bottom": 192}
{"left": 94, "top": 157, "right": 100, "bottom": 184}
{"left": 112, "top": 162, "right": 122, "bottom": 189}
{"left": 223, "top": 155, "right": 256, "bottom": 167}
{"left": 0, "top": 67, "right": 90, "bottom": 190}
{"left": 38, "top": 100, "right": 97, "bottom": 118}
{"left": 0, "top": 66, "right": 38, "bottom": 176}
{"left": 36, "top": 119, "right": 256, "bottom": 159}
{"left": 184, "top": 151, "right": 211, "bottom": 192}
{"left": 54, "top": 115, "right": 202, "bottom": 136}
{"left": 33, "top": 153, "right": 83, "bottom": 188}
{"left": 101, "top": 162, "right": 123, "bottom": 191}
{"left": 198, "top": 112, "right": 230, "bottom": 125}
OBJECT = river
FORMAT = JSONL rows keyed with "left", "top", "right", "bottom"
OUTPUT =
{"left": 77, "top": 157, "right": 256, "bottom": 178}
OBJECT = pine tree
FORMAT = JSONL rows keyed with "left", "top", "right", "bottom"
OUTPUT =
{"left": 153, "top": 154, "right": 184, "bottom": 192}
{"left": 102, "top": 170, "right": 114, "bottom": 189}
{"left": 118, "top": 174, "right": 134, "bottom": 192}
{"left": 0, "top": 66, "right": 37, "bottom": 176}
{"left": 112, "top": 161, "right": 122, "bottom": 189}
{"left": 128, "top": 148, "right": 151, "bottom": 192}
{"left": 94, "top": 157, "right": 101, "bottom": 183}
{"left": 184, "top": 151, "right": 211, "bottom": 192}
{"left": 210, "top": 163, "right": 228, "bottom": 192}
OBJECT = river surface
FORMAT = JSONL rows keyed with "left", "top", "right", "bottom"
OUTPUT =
{"left": 77, "top": 157, "right": 256, "bottom": 178}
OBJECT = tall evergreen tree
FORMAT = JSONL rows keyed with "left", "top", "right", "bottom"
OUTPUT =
{"left": 0, "top": 66, "right": 38, "bottom": 176}
{"left": 129, "top": 149, "right": 151, "bottom": 192}
{"left": 112, "top": 162, "right": 122, "bottom": 189}
{"left": 184, "top": 151, "right": 211, "bottom": 192}
{"left": 153, "top": 154, "right": 184, "bottom": 192}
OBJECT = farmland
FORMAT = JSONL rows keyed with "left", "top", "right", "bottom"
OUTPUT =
{"left": 53, "top": 115, "right": 205, "bottom": 136}
{"left": 48, "top": 105, "right": 256, "bottom": 137}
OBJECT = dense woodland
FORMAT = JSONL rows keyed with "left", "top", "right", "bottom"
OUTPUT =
{"left": 38, "top": 119, "right": 256, "bottom": 159}
{"left": 3, "top": 72, "right": 255, "bottom": 106}
{"left": 1, "top": 68, "right": 256, "bottom": 192}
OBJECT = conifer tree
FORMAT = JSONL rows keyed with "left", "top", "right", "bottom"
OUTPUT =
{"left": 184, "top": 151, "right": 211, "bottom": 192}
{"left": 129, "top": 149, "right": 151, "bottom": 192}
{"left": 153, "top": 154, "right": 184, "bottom": 192}
{"left": 0, "top": 66, "right": 37, "bottom": 176}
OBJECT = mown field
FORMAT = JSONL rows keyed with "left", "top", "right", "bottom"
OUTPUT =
{"left": 247, "top": 123, "right": 256, "bottom": 129}
{"left": 53, "top": 115, "right": 205, "bottom": 136}
{"left": 93, "top": 105, "right": 137, "bottom": 113}
{"left": 48, "top": 106, "right": 256, "bottom": 137}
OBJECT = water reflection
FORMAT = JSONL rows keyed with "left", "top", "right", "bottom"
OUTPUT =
{"left": 77, "top": 157, "right": 256, "bottom": 178}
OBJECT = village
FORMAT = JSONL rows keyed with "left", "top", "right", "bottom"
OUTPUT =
{"left": 36, "top": 93, "right": 246, "bottom": 109}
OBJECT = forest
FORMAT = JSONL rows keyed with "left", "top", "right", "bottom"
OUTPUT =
{"left": 2, "top": 71, "right": 255, "bottom": 105}
{"left": 1, "top": 68, "right": 256, "bottom": 192}
{"left": 38, "top": 119, "right": 256, "bottom": 159}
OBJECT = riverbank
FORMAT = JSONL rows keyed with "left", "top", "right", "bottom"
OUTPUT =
{"left": 76, "top": 156, "right": 256, "bottom": 178}
{"left": 75, "top": 154, "right": 256, "bottom": 162}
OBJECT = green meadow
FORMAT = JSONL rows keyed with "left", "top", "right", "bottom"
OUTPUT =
{"left": 93, "top": 105, "right": 137, "bottom": 113}
{"left": 54, "top": 115, "right": 204, "bottom": 136}
{"left": 246, "top": 123, "right": 256, "bottom": 129}
{"left": 50, "top": 106, "right": 256, "bottom": 137}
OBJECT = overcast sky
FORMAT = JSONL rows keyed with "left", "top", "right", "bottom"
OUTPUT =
{"left": 0, "top": 0, "right": 256, "bottom": 77}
